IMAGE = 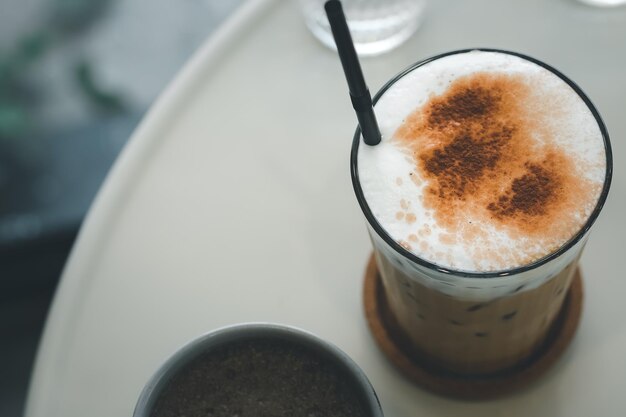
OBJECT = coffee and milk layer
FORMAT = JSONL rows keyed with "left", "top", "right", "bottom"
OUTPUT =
{"left": 357, "top": 51, "right": 606, "bottom": 272}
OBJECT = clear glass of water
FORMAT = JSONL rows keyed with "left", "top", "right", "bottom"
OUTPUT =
{"left": 298, "top": 0, "right": 426, "bottom": 56}
{"left": 576, "top": 0, "right": 626, "bottom": 6}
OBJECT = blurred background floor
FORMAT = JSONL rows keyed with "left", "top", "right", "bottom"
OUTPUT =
{"left": 0, "top": 1, "right": 243, "bottom": 415}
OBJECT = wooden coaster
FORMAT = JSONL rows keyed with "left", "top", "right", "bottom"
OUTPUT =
{"left": 363, "top": 254, "right": 583, "bottom": 400}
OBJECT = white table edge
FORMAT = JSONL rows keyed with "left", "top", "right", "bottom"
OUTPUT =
{"left": 23, "top": 1, "right": 277, "bottom": 415}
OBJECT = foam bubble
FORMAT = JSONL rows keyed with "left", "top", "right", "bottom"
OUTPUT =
{"left": 358, "top": 51, "right": 607, "bottom": 272}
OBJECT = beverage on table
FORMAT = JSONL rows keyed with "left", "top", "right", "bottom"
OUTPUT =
{"left": 352, "top": 49, "right": 611, "bottom": 374}
{"left": 134, "top": 325, "right": 383, "bottom": 417}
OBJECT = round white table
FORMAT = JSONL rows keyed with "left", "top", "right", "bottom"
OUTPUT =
{"left": 25, "top": 1, "right": 626, "bottom": 416}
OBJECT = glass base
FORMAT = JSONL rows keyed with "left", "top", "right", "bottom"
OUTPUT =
{"left": 306, "top": 18, "right": 421, "bottom": 56}
{"left": 299, "top": 0, "right": 425, "bottom": 57}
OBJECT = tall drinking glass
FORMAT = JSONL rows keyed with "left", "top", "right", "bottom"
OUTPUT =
{"left": 352, "top": 49, "right": 612, "bottom": 375}
{"left": 298, "top": 0, "right": 426, "bottom": 56}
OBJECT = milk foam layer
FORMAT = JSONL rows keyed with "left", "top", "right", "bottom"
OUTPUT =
{"left": 358, "top": 51, "right": 607, "bottom": 272}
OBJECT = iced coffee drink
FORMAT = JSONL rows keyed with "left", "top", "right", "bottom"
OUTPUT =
{"left": 352, "top": 50, "right": 611, "bottom": 375}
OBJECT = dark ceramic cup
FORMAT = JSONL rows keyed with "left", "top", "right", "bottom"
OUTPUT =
{"left": 133, "top": 323, "right": 384, "bottom": 417}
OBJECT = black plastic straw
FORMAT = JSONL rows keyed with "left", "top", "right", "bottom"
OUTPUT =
{"left": 325, "top": 0, "right": 381, "bottom": 146}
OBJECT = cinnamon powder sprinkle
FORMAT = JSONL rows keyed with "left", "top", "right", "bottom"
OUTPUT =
{"left": 394, "top": 72, "right": 592, "bottom": 258}
{"left": 488, "top": 161, "right": 559, "bottom": 217}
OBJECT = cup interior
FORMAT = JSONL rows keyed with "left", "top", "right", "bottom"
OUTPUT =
{"left": 133, "top": 323, "right": 383, "bottom": 417}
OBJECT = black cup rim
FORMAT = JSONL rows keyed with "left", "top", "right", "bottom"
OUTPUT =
{"left": 350, "top": 48, "right": 613, "bottom": 279}
{"left": 133, "top": 323, "right": 384, "bottom": 417}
